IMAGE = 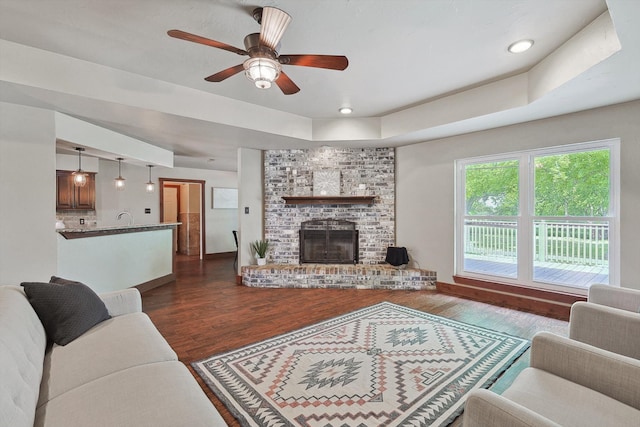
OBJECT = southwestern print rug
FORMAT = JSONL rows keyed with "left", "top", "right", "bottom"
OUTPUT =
{"left": 192, "top": 302, "right": 529, "bottom": 427}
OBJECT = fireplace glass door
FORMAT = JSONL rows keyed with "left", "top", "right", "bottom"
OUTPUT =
{"left": 299, "top": 220, "right": 358, "bottom": 264}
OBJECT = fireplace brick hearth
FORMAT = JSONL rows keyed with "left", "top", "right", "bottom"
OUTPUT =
{"left": 241, "top": 264, "right": 436, "bottom": 290}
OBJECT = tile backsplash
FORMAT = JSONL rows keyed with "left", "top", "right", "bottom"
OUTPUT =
{"left": 56, "top": 211, "right": 97, "bottom": 228}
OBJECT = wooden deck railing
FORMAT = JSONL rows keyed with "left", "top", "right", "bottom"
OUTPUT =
{"left": 465, "top": 220, "right": 609, "bottom": 266}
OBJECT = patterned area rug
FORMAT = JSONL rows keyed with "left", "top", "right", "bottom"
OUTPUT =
{"left": 193, "top": 302, "right": 529, "bottom": 427}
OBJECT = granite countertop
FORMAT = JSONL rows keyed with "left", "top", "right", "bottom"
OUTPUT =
{"left": 57, "top": 222, "right": 181, "bottom": 239}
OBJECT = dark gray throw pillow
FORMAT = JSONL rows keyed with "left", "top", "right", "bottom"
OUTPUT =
{"left": 21, "top": 277, "right": 111, "bottom": 346}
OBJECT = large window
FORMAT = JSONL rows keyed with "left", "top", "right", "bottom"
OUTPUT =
{"left": 456, "top": 140, "right": 619, "bottom": 292}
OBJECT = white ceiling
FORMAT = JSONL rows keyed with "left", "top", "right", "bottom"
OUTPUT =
{"left": 1, "top": 0, "right": 639, "bottom": 171}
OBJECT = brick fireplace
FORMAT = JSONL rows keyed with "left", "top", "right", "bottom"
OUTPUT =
{"left": 250, "top": 147, "right": 437, "bottom": 290}
{"left": 264, "top": 147, "right": 395, "bottom": 265}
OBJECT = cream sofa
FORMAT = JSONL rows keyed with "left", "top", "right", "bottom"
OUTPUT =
{"left": 462, "top": 332, "right": 640, "bottom": 427}
{"left": 0, "top": 285, "right": 227, "bottom": 427}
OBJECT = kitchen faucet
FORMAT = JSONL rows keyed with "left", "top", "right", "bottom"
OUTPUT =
{"left": 116, "top": 211, "right": 134, "bottom": 226}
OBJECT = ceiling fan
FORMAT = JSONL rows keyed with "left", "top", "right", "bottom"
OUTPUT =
{"left": 168, "top": 6, "right": 348, "bottom": 95}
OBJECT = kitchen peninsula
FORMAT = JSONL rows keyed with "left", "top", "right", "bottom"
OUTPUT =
{"left": 57, "top": 223, "right": 179, "bottom": 293}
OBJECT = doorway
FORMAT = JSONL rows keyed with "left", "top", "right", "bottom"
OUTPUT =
{"left": 160, "top": 178, "right": 206, "bottom": 259}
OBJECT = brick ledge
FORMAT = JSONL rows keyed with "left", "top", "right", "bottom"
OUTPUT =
{"left": 241, "top": 264, "right": 437, "bottom": 290}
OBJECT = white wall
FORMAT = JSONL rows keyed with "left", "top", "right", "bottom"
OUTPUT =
{"left": 95, "top": 159, "right": 238, "bottom": 254}
{"left": 0, "top": 103, "right": 57, "bottom": 284}
{"left": 56, "top": 153, "right": 99, "bottom": 173}
{"left": 237, "top": 148, "right": 264, "bottom": 273}
{"left": 397, "top": 100, "right": 640, "bottom": 291}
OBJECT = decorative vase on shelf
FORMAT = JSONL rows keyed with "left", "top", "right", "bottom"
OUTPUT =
{"left": 257, "top": 257, "right": 267, "bottom": 266}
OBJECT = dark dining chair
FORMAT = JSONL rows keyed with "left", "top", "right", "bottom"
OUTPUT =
{"left": 232, "top": 230, "right": 238, "bottom": 269}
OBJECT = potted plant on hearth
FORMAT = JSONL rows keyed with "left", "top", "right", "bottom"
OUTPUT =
{"left": 250, "top": 239, "right": 270, "bottom": 266}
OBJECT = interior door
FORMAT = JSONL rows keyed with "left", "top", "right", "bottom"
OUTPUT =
{"left": 163, "top": 186, "right": 179, "bottom": 252}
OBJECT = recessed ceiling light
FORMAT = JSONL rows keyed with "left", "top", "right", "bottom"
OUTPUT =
{"left": 508, "top": 39, "right": 534, "bottom": 54}
{"left": 339, "top": 107, "right": 353, "bottom": 115}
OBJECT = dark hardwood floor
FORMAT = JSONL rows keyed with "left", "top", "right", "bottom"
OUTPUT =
{"left": 141, "top": 255, "right": 569, "bottom": 426}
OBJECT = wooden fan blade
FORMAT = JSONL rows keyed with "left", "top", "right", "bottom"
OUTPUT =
{"left": 205, "top": 64, "right": 245, "bottom": 82}
{"left": 167, "top": 29, "right": 247, "bottom": 56}
{"left": 259, "top": 7, "right": 291, "bottom": 51}
{"left": 278, "top": 54, "right": 348, "bottom": 70}
{"left": 275, "top": 72, "right": 300, "bottom": 95}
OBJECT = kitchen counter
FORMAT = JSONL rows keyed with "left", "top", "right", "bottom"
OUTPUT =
{"left": 57, "top": 223, "right": 179, "bottom": 293}
{"left": 57, "top": 222, "right": 180, "bottom": 239}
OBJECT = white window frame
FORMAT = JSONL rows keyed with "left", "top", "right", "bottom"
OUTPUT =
{"left": 455, "top": 139, "right": 620, "bottom": 295}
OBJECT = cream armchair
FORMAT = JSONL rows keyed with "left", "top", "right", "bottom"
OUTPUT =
{"left": 569, "top": 284, "right": 640, "bottom": 359}
{"left": 462, "top": 332, "right": 640, "bottom": 427}
{"left": 587, "top": 283, "right": 640, "bottom": 312}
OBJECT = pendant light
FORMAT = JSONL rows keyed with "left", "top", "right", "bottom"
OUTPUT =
{"left": 72, "top": 147, "right": 88, "bottom": 187}
{"left": 145, "top": 165, "right": 155, "bottom": 193}
{"left": 114, "top": 158, "right": 126, "bottom": 191}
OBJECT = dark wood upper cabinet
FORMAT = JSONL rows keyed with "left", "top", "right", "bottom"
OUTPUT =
{"left": 56, "top": 171, "right": 75, "bottom": 210}
{"left": 74, "top": 174, "right": 95, "bottom": 209}
{"left": 56, "top": 170, "right": 96, "bottom": 211}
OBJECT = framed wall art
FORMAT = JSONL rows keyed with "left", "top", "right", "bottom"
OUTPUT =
{"left": 212, "top": 187, "right": 238, "bottom": 209}
{"left": 313, "top": 170, "right": 341, "bottom": 196}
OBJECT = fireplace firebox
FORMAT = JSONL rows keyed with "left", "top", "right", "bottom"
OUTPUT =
{"left": 299, "top": 219, "right": 358, "bottom": 264}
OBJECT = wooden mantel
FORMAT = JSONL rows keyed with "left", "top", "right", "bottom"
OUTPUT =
{"left": 282, "top": 195, "right": 376, "bottom": 205}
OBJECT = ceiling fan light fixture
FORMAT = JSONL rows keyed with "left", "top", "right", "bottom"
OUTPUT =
{"left": 258, "top": 7, "right": 291, "bottom": 50}
{"left": 244, "top": 57, "right": 281, "bottom": 89}
{"left": 508, "top": 39, "right": 534, "bottom": 53}
{"left": 169, "top": 6, "right": 347, "bottom": 95}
